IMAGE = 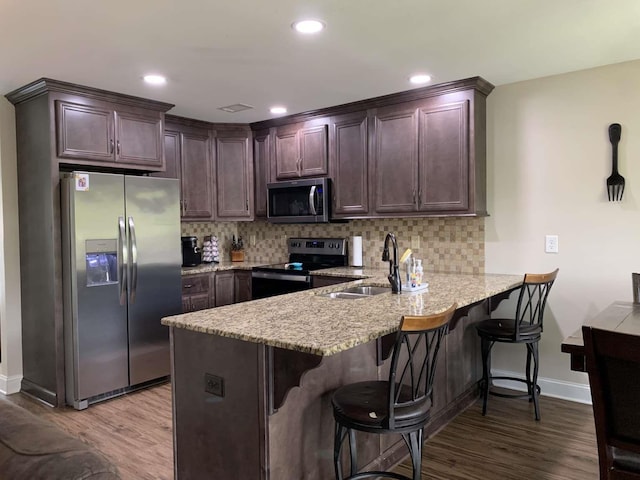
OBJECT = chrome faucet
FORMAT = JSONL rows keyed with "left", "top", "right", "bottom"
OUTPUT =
{"left": 382, "top": 233, "right": 401, "bottom": 293}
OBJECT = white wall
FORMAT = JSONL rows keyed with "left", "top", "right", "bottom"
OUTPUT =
{"left": 0, "top": 97, "right": 22, "bottom": 394}
{"left": 486, "top": 59, "right": 640, "bottom": 401}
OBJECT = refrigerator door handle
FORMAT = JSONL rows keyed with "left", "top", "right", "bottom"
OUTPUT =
{"left": 128, "top": 216, "right": 138, "bottom": 304}
{"left": 118, "top": 216, "right": 127, "bottom": 306}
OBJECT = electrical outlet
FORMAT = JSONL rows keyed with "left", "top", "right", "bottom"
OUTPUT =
{"left": 411, "top": 236, "right": 421, "bottom": 249}
{"left": 250, "top": 234, "right": 256, "bottom": 247}
{"left": 545, "top": 235, "right": 559, "bottom": 254}
{"left": 205, "top": 373, "right": 224, "bottom": 397}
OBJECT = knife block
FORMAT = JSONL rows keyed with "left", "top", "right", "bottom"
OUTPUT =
{"left": 231, "top": 250, "right": 245, "bottom": 262}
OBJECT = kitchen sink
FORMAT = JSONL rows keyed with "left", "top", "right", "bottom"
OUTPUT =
{"left": 320, "top": 285, "right": 390, "bottom": 299}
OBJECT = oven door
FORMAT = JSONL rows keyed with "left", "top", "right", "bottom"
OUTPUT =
{"left": 251, "top": 271, "right": 312, "bottom": 299}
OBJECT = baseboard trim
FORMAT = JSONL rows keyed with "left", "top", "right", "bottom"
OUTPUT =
{"left": 491, "top": 369, "right": 592, "bottom": 405}
{"left": 0, "top": 374, "right": 22, "bottom": 395}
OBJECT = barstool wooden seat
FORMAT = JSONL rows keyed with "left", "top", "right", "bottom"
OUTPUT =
{"left": 331, "top": 303, "right": 456, "bottom": 480}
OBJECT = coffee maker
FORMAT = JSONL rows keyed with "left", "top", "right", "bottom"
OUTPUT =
{"left": 181, "top": 236, "right": 202, "bottom": 267}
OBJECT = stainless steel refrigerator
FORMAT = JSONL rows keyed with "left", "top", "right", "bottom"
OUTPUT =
{"left": 61, "top": 172, "right": 181, "bottom": 409}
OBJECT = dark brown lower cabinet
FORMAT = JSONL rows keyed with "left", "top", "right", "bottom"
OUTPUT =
{"left": 234, "top": 270, "right": 252, "bottom": 303}
{"left": 181, "top": 274, "right": 211, "bottom": 312}
{"left": 182, "top": 270, "right": 251, "bottom": 312}
{"left": 214, "top": 271, "right": 235, "bottom": 307}
{"left": 169, "top": 301, "right": 488, "bottom": 479}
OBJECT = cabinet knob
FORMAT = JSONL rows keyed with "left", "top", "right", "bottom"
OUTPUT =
{"left": 110, "top": 139, "right": 114, "bottom": 154}
{"left": 116, "top": 140, "right": 121, "bottom": 155}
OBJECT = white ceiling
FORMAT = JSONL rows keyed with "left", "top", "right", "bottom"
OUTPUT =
{"left": 2, "top": 0, "right": 640, "bottom": 123}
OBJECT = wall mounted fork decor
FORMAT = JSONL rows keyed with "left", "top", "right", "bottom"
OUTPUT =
{"left": 607, "top": 123, "right": 624, "bottom": 201}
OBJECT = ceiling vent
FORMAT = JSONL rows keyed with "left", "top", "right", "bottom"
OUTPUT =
{"left": 218, "top": 103, "right": 254, "bottom": 113}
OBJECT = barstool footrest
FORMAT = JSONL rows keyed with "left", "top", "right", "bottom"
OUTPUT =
{"left": 343, "top": 472, "right": 412, "bottom": 480}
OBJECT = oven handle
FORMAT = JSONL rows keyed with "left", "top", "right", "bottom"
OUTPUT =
{"left": 252, "top": 271, "right": 311, "bottom": 283}
{"left": 309, "top": 185, "right": 317, "bottom": 216}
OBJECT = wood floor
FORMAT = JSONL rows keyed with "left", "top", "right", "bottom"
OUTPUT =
{"left": 5, "top": 385, "right": 599, "bottom": 480}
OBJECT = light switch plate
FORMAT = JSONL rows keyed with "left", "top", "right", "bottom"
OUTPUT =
{"left": 545, "top": 235, "right": 559, "bottom": 253}
{"left": 411, "top": 236, "right": 421, "bottom": 249}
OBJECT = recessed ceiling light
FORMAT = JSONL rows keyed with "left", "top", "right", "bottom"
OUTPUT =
{"left": 143, "top": 74, "right": 167, "bottom": 85}
{"left": 270, "top": 106, "right": 287, "bottom": 115}
{"left": 292, "top": 19, "right": 325, "bottom": 34}
{"left": 409, "top": 74, "right": 432, "bottom": 85}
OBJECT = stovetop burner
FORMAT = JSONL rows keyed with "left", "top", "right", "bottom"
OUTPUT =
{"left": 252, "top": 237, "right": 349, "bottom": 276}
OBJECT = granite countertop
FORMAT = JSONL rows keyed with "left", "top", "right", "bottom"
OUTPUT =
{"left": 163, "top": 270, "right": 523, "bottom": 356}
{"left": 181, "top": 261, "right": 266, "bottom": 275}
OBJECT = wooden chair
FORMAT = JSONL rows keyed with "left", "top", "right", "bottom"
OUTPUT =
{"left": 331, "top": 303, "right": 456, "bottom": 480}
{"left": 583, "top": 326, "right": 640, "bottom": 479}
{"left": 475, "top": 268, "right": 559, "bottom": 420}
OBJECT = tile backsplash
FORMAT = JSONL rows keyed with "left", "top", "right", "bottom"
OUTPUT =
{"left": 182, "top": 217, "right": 485, "bottom": 274}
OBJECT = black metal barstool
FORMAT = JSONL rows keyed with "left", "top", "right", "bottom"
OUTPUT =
{"left": 476, "top": 268, "right": 558, "bottom": 421}
{"left": 331, "top": 303, "right": 456, "bottom": 480}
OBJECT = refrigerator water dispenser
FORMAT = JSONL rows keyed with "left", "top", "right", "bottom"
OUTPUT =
{"left": 85, "top": 239, "right": 118, "bottom": 287}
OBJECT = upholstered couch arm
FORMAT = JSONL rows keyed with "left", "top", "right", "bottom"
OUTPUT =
{"left": 0, "top": 398, "right": 120, "bottom": 479}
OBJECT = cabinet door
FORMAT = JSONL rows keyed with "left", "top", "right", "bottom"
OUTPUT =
{"left": 189, "top": 293, "right": 210, "bottom": 312}
{"left": 115, "top": 110, "right": 164, "bottom": 168}
{"left": 418, "top": 100, "right": 469, "bottom": 212}
{"left": 234, "top": 271, "right": 252, "bottom": 303}
{"left": 215, "top": 135, "right": 253, "bottom": 220}
{"left": 330, "top": 112, "right": 368, "bottom": 218}
{"left": 299, "top": 124, "right": 328, "bottom": 177}
{"left": 181, "top": 295, "right": 192, "bottom": 313}
{"left": 56, "top": 101, "right": 114, "bottom": 162}
{"left": 372, "top": 105, "right": 419, "bottom": 213}
{"left": 181, "top": 132, "right": 214, "bottom": 219}
{"left": 152, "top": 129, "right": 180, "bottom": 179}
{"left": 274, "top": 126, "right": 300, "bottom": 179}
{"left": 215, "top": 271, "right": 235, "bottom": 307}
{"left": 254, "top": 130, "right": 271, "bottom": 217}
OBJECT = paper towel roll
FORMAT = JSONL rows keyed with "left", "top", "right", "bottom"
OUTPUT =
{"left": 350, "top": 236, "right": 363, "bottom": 267}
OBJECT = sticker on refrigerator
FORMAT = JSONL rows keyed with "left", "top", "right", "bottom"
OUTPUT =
{"left": 75, "top": 173, "right": 90, "bottom": 191}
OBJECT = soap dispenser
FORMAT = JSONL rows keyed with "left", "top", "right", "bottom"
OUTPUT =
{"left": 415, "top": 259, "right": 423, "bottom": 286}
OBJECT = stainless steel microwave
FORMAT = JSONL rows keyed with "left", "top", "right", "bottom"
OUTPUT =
{"left": 267, "top": 177, "right": 331, "bottom": 223}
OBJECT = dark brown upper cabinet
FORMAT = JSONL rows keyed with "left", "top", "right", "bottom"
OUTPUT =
{"left": 157, "top": 118, "right": 255, "bottom": 222}
{"left": 155, "top": 116, "right": 215, "bottom": 220}
{"left": 371, "top": 103, "right": 419, "bottom": 214}
{"left": 56, "top": 100, "right": 164, "bottom": 169}
{"left": 253, "top": 129, "right": 271, "bottom": 217}
{"left": 181, "top": 130, "right": 214, "bottom": 219}
{"left": 371, "top": 90, "right": 483, "bottom": 217}
{"left": 251, "top": 76, "right": 492, "bottom": 219}
{"left": 274, "top": 121, "right": 328, "bottom": 180}
{"left": 214, "top": 128, "right": 254, "bottom": 221}
{"left": 417, "top": 99, "right": 469, "bottom": 212}
{"left": 329, "top": 111, "right": 369, "bottom": 218}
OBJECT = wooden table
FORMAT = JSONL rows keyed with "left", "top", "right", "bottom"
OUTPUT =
{"left": 561, "top": 301, "right": 640, "bottom": 372}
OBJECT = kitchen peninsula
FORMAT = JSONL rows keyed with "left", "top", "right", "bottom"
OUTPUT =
{"left": 162, "top": 270, "right": 522, "bottom": 479}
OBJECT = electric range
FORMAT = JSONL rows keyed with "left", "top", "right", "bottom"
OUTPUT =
{"left": 251, "top": 237, "right": 348, "bottom": 299}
